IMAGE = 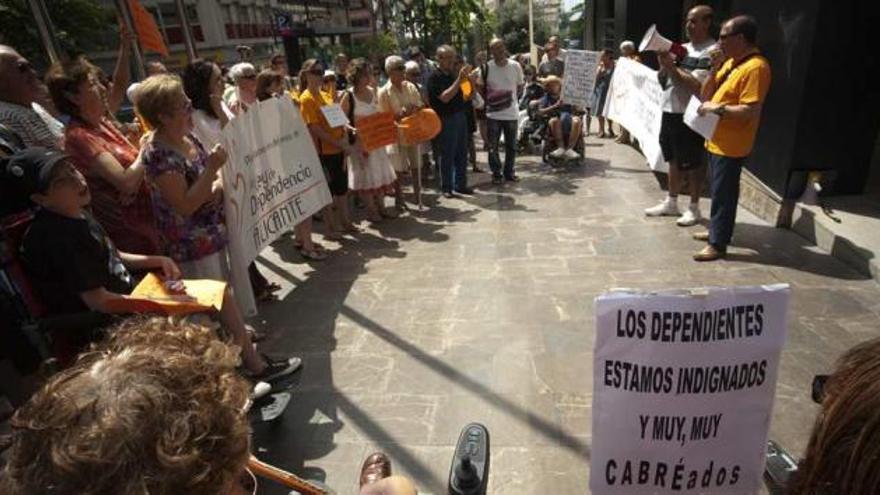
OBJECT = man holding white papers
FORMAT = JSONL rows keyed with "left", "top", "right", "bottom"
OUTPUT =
{"left": 693, "top": 15, "right": 771, "bottom": 262}
{"left": 644, "top": 5, "right": 716, "bottom": 227}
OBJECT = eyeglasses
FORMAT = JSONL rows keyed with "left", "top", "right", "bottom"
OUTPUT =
{"left": 389, "top": 66, "right": 405, "bottom": 72}
{"left": 241, "top": 73, "right": 257, "bottom": 80}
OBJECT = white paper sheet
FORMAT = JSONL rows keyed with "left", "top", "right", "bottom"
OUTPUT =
{"left": 683, "top": 95, "right": 719, "bottom": 140}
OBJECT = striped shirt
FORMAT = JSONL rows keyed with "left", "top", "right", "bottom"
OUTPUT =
{"left": 0, "top": 100, "right": 64, "bottom": 149}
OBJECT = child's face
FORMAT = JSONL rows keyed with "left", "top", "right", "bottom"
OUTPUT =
{"left": 548, "top": 82, "right": 561, "bottom": 96}
{"left": 33, "top": 161, "right": 91, "bottom": 214}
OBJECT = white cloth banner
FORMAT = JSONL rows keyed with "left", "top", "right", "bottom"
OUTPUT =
{"left": 591, "top": 284, "right": 790, "bottom": 494}
{"left": 561, "top": 49, "right": 600, "bottom": 109}
{"left": 221, "top": 97, "right": 332, "bottom": 315}
{"left": 603, "top": 58, "right": 667, "bottom": 172}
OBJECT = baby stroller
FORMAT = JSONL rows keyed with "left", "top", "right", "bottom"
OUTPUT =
{"left": 517, "top": 82, "right": 546, "bottom": 154}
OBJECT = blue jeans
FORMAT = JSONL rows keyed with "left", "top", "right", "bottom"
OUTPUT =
{"left": 487, "top": 118, "right": 518, "bottom": 179}
{"left": 438, "top": 111, "right": 468, "bottom": 192}
{"left": 708, "top": 152, "right": 745, "bottom": 248}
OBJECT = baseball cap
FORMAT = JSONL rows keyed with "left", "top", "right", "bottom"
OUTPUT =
{"left": 3, "top": 147, "right": 69, "bottom": 198}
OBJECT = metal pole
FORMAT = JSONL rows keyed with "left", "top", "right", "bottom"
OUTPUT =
{"left": 113, "top": 0, "right": 146, "bottom": 80}
{"left": 528, "top": 0, "right": 537, "bottom": 67}
{"left": 174, "top": 0, "right": 198, "bottom": 61}
{"left": 26, "top": 0, "right": 61, "bottom": 64}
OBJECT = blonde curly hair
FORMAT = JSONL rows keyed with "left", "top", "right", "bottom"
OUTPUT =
{"left": 2, "top": 316, "right": 252, "bottom": 495}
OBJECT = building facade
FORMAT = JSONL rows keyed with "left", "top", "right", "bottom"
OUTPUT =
{"left": 587, "top": 0, "right": 880, "bottom": 225}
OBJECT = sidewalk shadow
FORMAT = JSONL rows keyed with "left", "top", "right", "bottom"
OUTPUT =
{"left": 725, "top": 222, "right": 872, "bottom": 280}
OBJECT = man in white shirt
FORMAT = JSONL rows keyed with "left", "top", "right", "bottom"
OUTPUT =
{"left": 0, "top": 45, "right": 64, "bottom": 149}
{"left": 644, "top": 5, "right": 717, "bottom": 227}
{"left": 478, "top": 38, "right": 524, "bottom": 184}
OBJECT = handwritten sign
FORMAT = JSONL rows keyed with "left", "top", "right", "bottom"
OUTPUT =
{"left": 222, "top": 97, "right": 332, "bottom": 315}
{"left": 561, "top": 49, "right": 600, "bottom": 109}
{"left": 355, "top": 111, "right": 397, "bottom": 151}
{"left": 104, "top": 273, "right": 226, "bottom": 316}
{"left": 591, "top": 285, "right": 790, "bottom": 494}
{"left": 604, "top": 58, "right": 666, "bottom": 171}
{"left": 320, "top": 103, "right": 349, "bottom": 128}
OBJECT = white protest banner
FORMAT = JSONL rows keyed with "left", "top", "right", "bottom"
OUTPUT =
{"left": 222, "top": 96, "right": 332, "bottom": 315}
{"left": 603, "top": 58, "right": 666, "bottom": 172}
{"left": 561, "top": 49, "right": 600, "bottom": 109}
{"left": 591, "top": 284, "right": 790, "bottom": 495}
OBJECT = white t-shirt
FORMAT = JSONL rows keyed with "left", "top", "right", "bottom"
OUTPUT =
{"left": 661, "top": 39, "right": 716, "bottom": 113}
{"left": 191, "top": 102, "right": 234, "bottom": 148}
{"left": 479, "top": 59, "right": 524, "bottom": 121}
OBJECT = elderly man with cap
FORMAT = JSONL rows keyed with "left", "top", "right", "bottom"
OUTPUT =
{"left": 0, "top": 45, "right": 64, "bottom": 149}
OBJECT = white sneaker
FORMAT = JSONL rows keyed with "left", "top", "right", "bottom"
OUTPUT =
{"left": 252, "top": 381, "right": 272, "bottom": 401}
{"left": 550, "top": 147, "right": 565, "bottom": 159}
{"left": 564, "top": 148, "right": 579, "bottom": 160}
{"left": 644, "top": 197, "right": 680, "bottom": 217}
{"left": 676, "top": 204, "right": 701, "bottom": 226}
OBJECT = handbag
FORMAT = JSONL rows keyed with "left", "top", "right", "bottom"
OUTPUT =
{"left": 482, "top": 63, "right": 513, "bottom": 112}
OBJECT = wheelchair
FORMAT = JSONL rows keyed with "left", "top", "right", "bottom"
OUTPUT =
{"left": 537, "top": 103, "right": 587, "bottom": 167}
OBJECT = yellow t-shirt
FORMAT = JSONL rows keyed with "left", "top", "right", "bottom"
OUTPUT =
{"left": 706, "top": 54, "right": 772, "bottom": 158}
{"left": 299, "top": 88, "right": 344, "bottom": 155}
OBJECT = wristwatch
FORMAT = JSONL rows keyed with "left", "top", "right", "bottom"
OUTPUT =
{"left": 713, "top": 104, "right": 727, "bottom": 117}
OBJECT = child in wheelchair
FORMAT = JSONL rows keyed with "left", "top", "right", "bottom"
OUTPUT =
{"left": 535, "top": 75, "right": 584, "bottom": 164}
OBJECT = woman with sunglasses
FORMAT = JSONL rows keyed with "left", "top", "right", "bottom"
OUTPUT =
{"left": 134, "top": 74, "right": 230, "bottom": 280}
{"left": 298, "top": 59, "right": 359, "bottom": 245}
{"left": 45, "top": 57, "right": 160, "bottom": 256}
{"left": 228, "top": 62, "right": 258, "bottom": 116}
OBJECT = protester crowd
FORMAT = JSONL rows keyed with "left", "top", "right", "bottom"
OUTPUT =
{"left": 0, "top": 7, "right": 878, "bottom": 494}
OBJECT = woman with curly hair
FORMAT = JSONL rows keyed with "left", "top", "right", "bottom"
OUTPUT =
{"left": 1, "top": 317, "right": 419, "bottom": 495}
{"left": 787, "top": 337, "right": 880, "bottom": 495}
{"left": 1, "top": 317, "right": 254, "bottom": 495}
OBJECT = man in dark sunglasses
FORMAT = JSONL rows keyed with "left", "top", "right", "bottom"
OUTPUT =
{"left": 692, "top": 15, "right": 771, "bottom": 262}
{"left": 0, "top": 45, "right": 65, "bottom": 149}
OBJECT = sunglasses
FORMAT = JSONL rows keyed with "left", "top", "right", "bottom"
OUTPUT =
{"left": 308, "top": 68, "right": 325, "bottom": 75}
{"left": 241, "top": 73, "right": 257, "bottom": 80}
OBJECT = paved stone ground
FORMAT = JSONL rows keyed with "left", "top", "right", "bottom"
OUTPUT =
{"left": 251, "top": 134, "right": 880, "bottom": 494}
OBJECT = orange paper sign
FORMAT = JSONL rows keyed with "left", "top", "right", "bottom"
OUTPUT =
{"left": 104, "top": 273, "right": 226, "bottom": 316}
{"left": 130, "top": 0, "right": 169, "bottom": 57}
{"left": 355, "top": 111, "right": 398, "bottom": 151}
{"left": 398, "top": 109, "right": 442, "bottom": 146}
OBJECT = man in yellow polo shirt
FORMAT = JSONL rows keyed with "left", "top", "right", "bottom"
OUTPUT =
{"left": 693, "top": 15, "right": 771, "bottom": 261}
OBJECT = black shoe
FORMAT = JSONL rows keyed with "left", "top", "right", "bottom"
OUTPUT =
{"left": 454, "top": 187, "right": 475, "bottom": 195}
{"left": 443, "top": 191, "right": 456, "bottom": 198}
{"left": 491, "top": 176, "right": 503, "bottom": 185}
{"left": 504, "top": 176, "right": 520, "bottom": 183}
{"left": 252, "top": 356, "right": 303, "bottom": 382}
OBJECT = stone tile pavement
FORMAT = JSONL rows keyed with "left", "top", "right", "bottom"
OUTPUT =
{"left": 251, "top": 135, "right": 880, "bottom": 494}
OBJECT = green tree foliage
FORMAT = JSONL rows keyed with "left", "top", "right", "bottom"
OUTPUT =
{"left": 492, "top": 1, "right": 551, "bottom": 55}
{"left": 0, "top": 0, "right": 115, "bottom": 69}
